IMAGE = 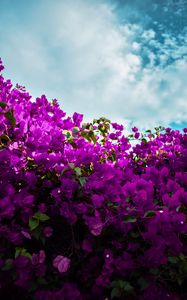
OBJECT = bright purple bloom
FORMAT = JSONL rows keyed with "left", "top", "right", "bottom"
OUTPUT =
{"left": 135, "top": 132, "right": 140, "bottom": 139}
{"left": 0, "top": 58, "right": 187, "bottom": 299}
{"left": 73, "top": 112, "right": 83, "bottom": 126}
{"left": 111, "top": 122, "right": 124, "bottom": 131}
{"left": 132, "top": 126, "right": 138, "bottom": 132}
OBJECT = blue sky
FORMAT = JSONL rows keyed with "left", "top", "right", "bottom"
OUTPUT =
{"left": 0, "top": 0, "right": 187, "bottom": 130}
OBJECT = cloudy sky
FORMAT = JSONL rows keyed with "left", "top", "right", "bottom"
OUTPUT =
{"left": 0, "top": 0, "right": 187, "bottom": 130}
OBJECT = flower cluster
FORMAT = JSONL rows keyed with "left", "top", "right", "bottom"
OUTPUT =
{"left": 0, "top": 57, "right": 187, "bottom": 299}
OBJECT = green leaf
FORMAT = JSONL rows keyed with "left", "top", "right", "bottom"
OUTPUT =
{"left": 137, "top": 277, "right": 149, "bottom": 291}
{"left": 141, "top": 138, "right": 147, "bottom": 143}
{"left": 34, "top": 212, "right": 50, "bottom": 221}
{"left": 149, "top": 268, "right": 159, "bottom": 275}
{"left": 74, "top": 167, "right": 82, "bottom": 176}
{"left": 89, "top": 131, "right": 97, "bottom": 143}
{"left": 29, "top": 218, "right": 39, "bottom": 230}
{"left": 144, "top": 211, "right": 156, "bottom": 218}
{"left": 176, "top": 206, "right": 181, "bottom": 212}
{"left": 29, "top": 281, "right": 38, "bottom": 292}
{"left": 41, "top": 237, "right": 46, "bottom": 245}
{"left": 68, "top": 138, "right": 77, "bottom": 149}
{"left": 121, "top": 281, "right": 134, "bottom": 293}
{"left": 15, "top": 247, "right": 32, "bottom": 259}
{"left": 111, "top": 280, "right": 134, "bottom": 297}
{"left": 63, "top": 130, "right": 72, "bottom": 138}
{"left": 66, "top": 132, "right": 71, "bottom": 139}
{"left": 72, "top": 127, "right": 79, "bottom": 134}
{"left": 32, "top": 228, "right": 41, "bottom": 240}
{"left": 177, "top": 278, "right": 183, "bottom": 286}
{"left": 0, "top": 101, "right": 7, "bottom": 109}
{"left": 82, "top": 123, "right": 87, "bottom": 129}
{"left": 37, "top": 277, "right": 48, "bottom": 285}
{"left": 2, "top": 259, "right": 13, "bottom": 271}
{"left": 79, "top": 177, "right": 87, "bottom": 187}
{"left": 123, "top": 216, "right": 137, "bottom": 223}
{"left": 80, "top": 131, "right": 92, "bottom": 142}
{"left": 69, "top": 163, "right": 75, "bottom": 169}
{"left": 100, "top": 117, "right": 111, "bottom": 123}
{"left": 134, "top": 156, "right": 140, "bottom": 162}
{"left": 125, "top": 197, "right": 131, "bottom": 203}
{"left": 0, "top": 134, "right": 11, "bottom": 144}
{"left": 107, "top": 201, "right": 119, "bottom": 208}
{"left": 118, "top": 280, "right": 127, "bottom": 289}
{"left": 111, "top": 288, "right": 121, "bottom": 299}
{"left": 5, "top": 110, "right": 16, "bottom": 127}
{"left": 168, "top": 256, "right": 178, "bottom": 264}
{"left": 130, "top": 231, "right": 139, "bottom": 238}
{"left": 179, "top": 253, "right": 186, "bottom": 261}
{"left": 15, "top": 247, "right": 22, "bottom": 258}
{"left": 61, "top": 167, "right": 69, "bottom": 176}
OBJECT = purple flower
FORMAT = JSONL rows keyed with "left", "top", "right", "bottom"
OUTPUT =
{"left": 132, "top": 126, "right": 138, "bottom": 132}
{"left": 135, "top": 132, "right": 140, "bottom": 139}
{"left": 53, "top": 255, "right": 71, "bottom": 273}
{"left": 0, "top": 58, "right": 4, "bottom": 71}
{"left": 21, "top": 230, "right": 32, "bottom": 240}
{"left": 43, "top": 226, "right": 53, "bottom": 237}
{"left": 82, "top": 237, "right": 94, "bottom": 252}
{"left": 60, "top": 202, "right": 77, "bottom": 224}
{"left": 91, "top": 194, "right": 105, "bottom": 208}
{"left": 84, "top": 215, "right": 103, "bottom": 236}
{"left": 0, "top": 196, "right": 15, "bottom": 219}
{"left": 73, "top": 112, "right": 83, "bottom": 127}
{"left": 32, "top": 250, "right": 46, "bottom": 265}
{"left": 1, "top": 56, "right": 187, "bottom": 299}
{"left": 35, "top": 283, "right": 80, "bottom": 300}
{"left": 114, "top": 252, "right": 135, "bottom": 274}
{"left": 111, "top": 122, "right": 124, "bottom": 131}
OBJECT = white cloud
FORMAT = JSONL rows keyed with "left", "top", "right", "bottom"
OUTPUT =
{"left": 141, "top": 29, "right": 156, "bottom": 40}
{"left": 0, "top": 0, "right": 187, "bottom": 129}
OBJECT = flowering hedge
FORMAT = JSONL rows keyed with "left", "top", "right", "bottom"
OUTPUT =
{"left": 0, "top": 58, "right": 187, "bottom": 300}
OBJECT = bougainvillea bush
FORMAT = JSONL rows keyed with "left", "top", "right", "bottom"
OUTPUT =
{"left": 0, "top": 58, "right": 187, "bottom": 300}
